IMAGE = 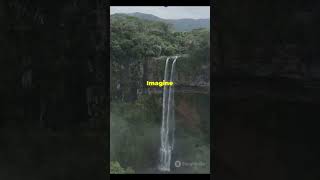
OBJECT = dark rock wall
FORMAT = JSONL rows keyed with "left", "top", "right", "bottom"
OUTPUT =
{"left": 0, "top": 1, "right": 107, "bottom": 179}
{"left": 214, "top": 0, "right": 320, "bottom": 79}
{"left": 1, "top": 0, "right": 106, "bottom": 131}
{"left": 214, "top": 1, "right": 320, "bottom": 179}
{"left": 146, "top": 58, "right": 210, "bottom": 88}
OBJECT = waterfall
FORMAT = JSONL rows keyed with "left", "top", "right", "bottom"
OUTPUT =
{"left": 159, "top": 56, "right": 178, "bottom": 172}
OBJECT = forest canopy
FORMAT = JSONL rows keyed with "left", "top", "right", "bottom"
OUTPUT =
{"left": 110, "top": 14, "right": 210, "bottom": 102}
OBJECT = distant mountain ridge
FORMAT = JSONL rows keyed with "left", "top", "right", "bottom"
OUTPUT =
{"left": 113, "top": 12, "right": 210, "bottom": 32}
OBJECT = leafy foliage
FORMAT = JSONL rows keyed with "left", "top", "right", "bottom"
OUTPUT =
{"left": 110, "top": 95, "right": 161, "bottom": 171}
{"left": 110, "top": 161, "right": 135, "bottom": 174}
{"left": 110, "top": 14, "right": 210, "bottom": 101}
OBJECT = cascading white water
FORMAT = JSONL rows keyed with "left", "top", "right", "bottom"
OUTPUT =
{"left": 159, "top": 56, "right": 178, "bottom": 172}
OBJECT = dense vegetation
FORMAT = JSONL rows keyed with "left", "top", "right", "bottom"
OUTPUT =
{"left": 110, "top": 14, "right": 210, "bottom": 173}
{"left": 110, "top": 14, "right": 210, "bottom": 102}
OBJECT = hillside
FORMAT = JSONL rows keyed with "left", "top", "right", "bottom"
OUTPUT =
{"left": 113, "top": 12, "right": 210, "bottom": 32}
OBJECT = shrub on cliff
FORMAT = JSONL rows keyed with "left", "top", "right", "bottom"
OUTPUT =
{"left": 110, "top": 161, "right": 135, "bottom": 174}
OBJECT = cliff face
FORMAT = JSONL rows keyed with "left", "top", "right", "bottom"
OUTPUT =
{"left": 1, "top": 1, "right": 107, "bottom": 130}
{"left": 214, "top": 1, "right": 320, "bottom": 80}
{"left": 145, "top": 58, "right": 210, "bottom": 90}
{"left": 0, "top": 1, "right": 107, "bottom": 179}
{"left": 214, "top": 1, "right": 320, "bottom": 179}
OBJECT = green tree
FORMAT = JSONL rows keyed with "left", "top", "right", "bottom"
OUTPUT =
{"left": 110, "top": 161, "right": 135, "bottom": 174}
